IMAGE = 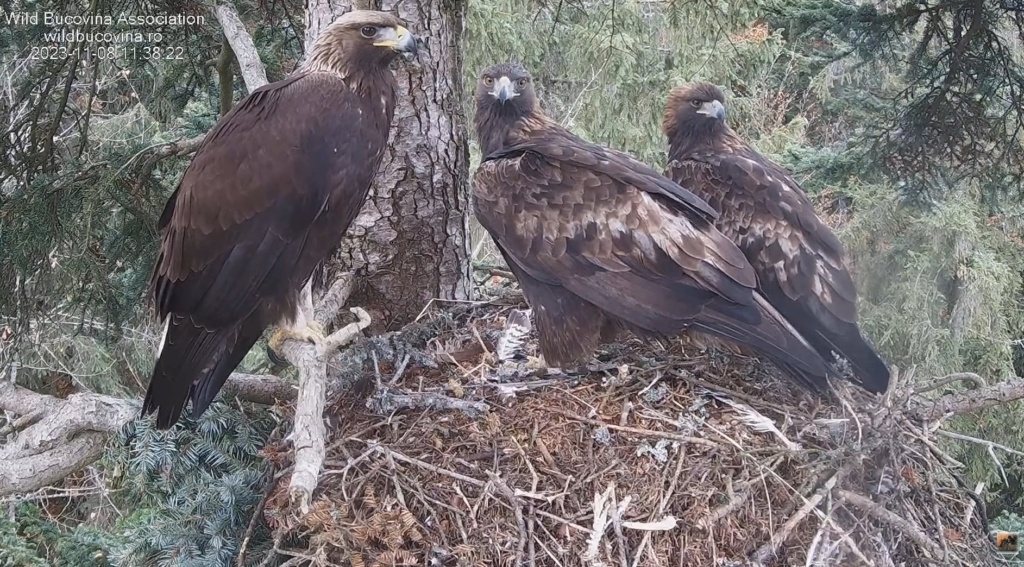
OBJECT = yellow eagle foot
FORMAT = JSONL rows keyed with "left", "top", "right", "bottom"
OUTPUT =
{"left": 267, "top": 321, "right": 327, "bottom": 365}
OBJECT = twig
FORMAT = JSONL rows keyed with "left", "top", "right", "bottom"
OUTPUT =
{"left": 584, "top": 484, "right": 615, "bottom": 564}
{"left": 369, "top": 443, "right": 487, "bottom": 487}
{"left": 366, "top": 388, "right": 489, "bottom": 418}
{"left": 702, "top": 485, "right": 751, "bottom": 528}
{"left": 611, "top": 485, "right": 630, "bottom": 567}
{"left": 534, "top": 508, "right": 593, "bottom": 534}
{"left": 914, "top": 375, "right": 1024, "bottom": 420}
{"left": 313, "top": 273, "right": 355, "bottom": 327}
{"left": 236, "top": 468, "right": 278, "bottom": 567}
{"left": 913, "top": 372, "right": 987, "bottom": 395}
{"left": 751, "top": 467, "right": 845, "bottom": 563}
{"left": 489, "top": 471, "right": 527, "bottom": 567}
{"left": 936, "top": 429, "right": 1024, "bottom": 458}
{"left": 0, "top": 410, "right": 43, "bottom": 438}
{"left": 547, "top": 408, "right": 718, "bottom": 448}
{"left": 837, "top": 489, "right": 944, "bottom": 560}
{"left": 321, "top": 307, "right": 371, "bottom": 353}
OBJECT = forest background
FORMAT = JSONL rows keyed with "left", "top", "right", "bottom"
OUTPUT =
{"left": 3, "top": 0, "right": 1024, "bottom": 563}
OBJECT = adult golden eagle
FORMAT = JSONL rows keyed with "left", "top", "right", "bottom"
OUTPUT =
{"left": 662, "top": 82, "right": 889, "bottom": 393}
{"left": 471, "top": 63, "right": 830, "bottom": 391}
{"left": 141, "top": 10, "right": 419, "bottom": 429}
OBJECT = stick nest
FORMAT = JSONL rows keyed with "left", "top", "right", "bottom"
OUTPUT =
{"left": 260, "top": 294, "right": 999, "bottom": 567}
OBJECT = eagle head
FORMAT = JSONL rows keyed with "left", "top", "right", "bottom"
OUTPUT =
{"left": 662, "top": 82, "right": 729, "bottom": 144}
{"left": 306, "top": 9, "right": 419, "bottom": 74}
{"left": 475, "top": 62, "right": 537, "bottom": 114}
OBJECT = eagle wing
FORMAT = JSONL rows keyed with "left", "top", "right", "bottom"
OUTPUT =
{"left": 473, "top": 142, "right": 829, "bottom": 385}
{"left": 151, "top": 73, "right": 369, "bottom": 326}
{"left": 144, "top": 73, "right": 384, "bottom": 427}
{"left": 667, "top": 149, "right": 889, "bottom": 391}
{"left": 668, "top": 149, "right": 857, "bottom": 322}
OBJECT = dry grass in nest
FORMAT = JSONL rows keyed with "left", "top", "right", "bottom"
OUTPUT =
{"left": 261, "top": 297, "right": 1000, "bottom": 567}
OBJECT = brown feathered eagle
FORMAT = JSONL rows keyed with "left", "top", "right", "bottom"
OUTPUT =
{"left": 662, "top": 82, "right": 889, "bottom": 393}
{"left": 471, "top": 63, "right": 830, "bottom": 391}
{"left": 142, "top": 10, "right": 419, "bottom": 429}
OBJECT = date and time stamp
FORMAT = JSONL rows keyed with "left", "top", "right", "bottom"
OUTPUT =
{"left": 5, "top": 10, "right": 204, "bottom": 61}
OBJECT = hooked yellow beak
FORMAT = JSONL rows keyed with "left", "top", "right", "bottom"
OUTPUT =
{"left": 373, "top": 25, "right": 418, "bottom": 54}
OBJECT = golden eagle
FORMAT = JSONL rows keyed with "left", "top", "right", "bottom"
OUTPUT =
{"left": 142, "top": 10, "right": 419, "bottom": 429}
{"left": 471, "top": 63, "right": 830, "bottom": 391}
{"left": 662, "top": 82, "right": 889, "bottom": 393}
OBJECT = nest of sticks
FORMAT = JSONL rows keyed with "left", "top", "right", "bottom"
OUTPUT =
{"left": 257, "top": 292, "right": 1001, "bottom": 567}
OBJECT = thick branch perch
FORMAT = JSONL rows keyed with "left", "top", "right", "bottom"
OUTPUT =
{"left": 279, "top": 276, "right": 369, "bottom": 514}
{"left": 0, "top": 373, "right": 293, "bottom": 497}
{"left": 213, "top": 3, "right": 268, "bottom": 93}
{"left": 0, "top": 383, "right": 137, "bottom": 498}
{"left": 914, "top": 376, "right": 1024, "bottom": 421}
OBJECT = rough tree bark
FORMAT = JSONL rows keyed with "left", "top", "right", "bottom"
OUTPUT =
{"left": 306, "top": 0, "right": 472, "bottom": 332}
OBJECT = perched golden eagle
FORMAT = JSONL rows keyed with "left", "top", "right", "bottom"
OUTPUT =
{"left": 471, "top": 63, "right": 830, "bottom": 391}
{"left": 662, "top": 82, "right": 889, "bottom": 393}
{"left": 142, "top": 10, "right": 419, "bottom": 429}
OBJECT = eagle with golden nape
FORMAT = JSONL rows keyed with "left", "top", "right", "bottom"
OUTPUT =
{"left": 662, "top": 82, "right": 890, "bottom": 394}
{"left": 141, "top": 10, "right": 419, "bottom": 429}
{"left": 470, "top": 62, "right": 834, "bottom": 395}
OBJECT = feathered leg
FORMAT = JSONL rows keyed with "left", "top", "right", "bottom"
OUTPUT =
{"left": 267, "top": 280, "right": 326, "bottom": 362}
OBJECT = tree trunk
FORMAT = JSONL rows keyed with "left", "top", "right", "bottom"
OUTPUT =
{"left": 305, "top": 0, "right": 471, "bottom": 332}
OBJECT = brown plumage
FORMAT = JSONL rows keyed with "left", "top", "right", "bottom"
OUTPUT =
{"left": 662, "top": 82, "right": 889, "bottom": 394}
{"left": 142, "top": 10, "right": 419, "bottom": 429}
{"left": 471, "top": 63, "right": 830, "bottom": 391}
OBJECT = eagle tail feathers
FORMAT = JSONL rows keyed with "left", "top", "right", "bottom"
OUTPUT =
{"left": 189, "top": 315, "right": 267, "bottom": 419}
{"left": 142, "top": 315, "right": 237, "bottom": 429}
{"left": 814, "top": 327, "right": 891, "bottom": 394}
{"left": 692, "top": 293, "right": 832, "bottom": 393}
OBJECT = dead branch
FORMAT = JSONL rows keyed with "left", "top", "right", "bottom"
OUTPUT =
{"left": 220, "top": 373, "right": 297, "bottom": 406}
{"left": 131, "top": 134, "right": 206, "bottom": 193}
{"left": 0, "top": 373, "right": 293, "bottom": 498}
{"left": 280, "top": 278, "right": 370, "bottom": 514}
{"left": 216, "top": 33, "right": 236, "bottom": 116}
{"left": 751, "top": 467, "right": 847, "bottom": 564}
{"left": 913, "top": 372, "right": 987, "bottom": 395}
{"left": 837, "top": 489, "right": 944, "bottom": 560}
{"left": 213, "top": 3, "right": 268, "bottom": 92}
{"left": 914, "top": 375, "right": 1024, "bottom": 420}
{"left": 0, "top": 385, "right": 136, "bottom": 499}
{"left": 366, "top": 388, "right": 489, "bottom": 418}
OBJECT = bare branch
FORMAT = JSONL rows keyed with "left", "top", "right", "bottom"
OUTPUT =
{"left": 837, "top": 490, "right": 944, "bottom": 560}
{"left": 366, "top": 388, "right": 489, "bottom": 417}
{"left": 213, "top": 3, "right": 269, "bottom": 93}
{"left": 278, "top": 280, "right": 365, "bottom": 514}
{"left": 914, "top": 376, "right": 1024, "bottom": 420}
{"left": 0, "top": 373, "right": 294, "bottom": 497}
{"left": 0, "top": 382, "right": 136, "bottom": 498}
{"left": 131, "top": 134, "right": 206, "bottom": 193}
{"left": 220, "top": 373, "right": 297, "bottom": 406}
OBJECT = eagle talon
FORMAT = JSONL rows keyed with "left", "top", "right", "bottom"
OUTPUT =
{"left": 525, "top": 355, "right": 548, "bottom": 371}
{"left": 268, "top": 322, "right": 328, "bottom": 362}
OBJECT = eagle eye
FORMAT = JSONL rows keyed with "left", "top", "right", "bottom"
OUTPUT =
{"left": 516, "top": 78, "right": 528, "bottom": 88}
{"left": 483, "top": 76, "right": 494, "bottom": 86}
{"left": 360, "top": 26, "right": 377, "bottom": 38}
{"left": 690, "top": 99, "right": 702, "bottom": 108}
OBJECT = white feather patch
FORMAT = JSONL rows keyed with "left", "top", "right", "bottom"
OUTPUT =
{"left": 156, "top": 317, "right": 170, "bottom": 357}
{"left": 496, "top": 309, "right": 532, "bottom": 362}
{"left": 701, "top": 389, "right": 802, "bottom": 450}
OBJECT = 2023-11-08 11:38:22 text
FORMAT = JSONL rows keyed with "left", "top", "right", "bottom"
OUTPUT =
{"left": 28, "top": 45, "right": 187, "bottom": 60}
